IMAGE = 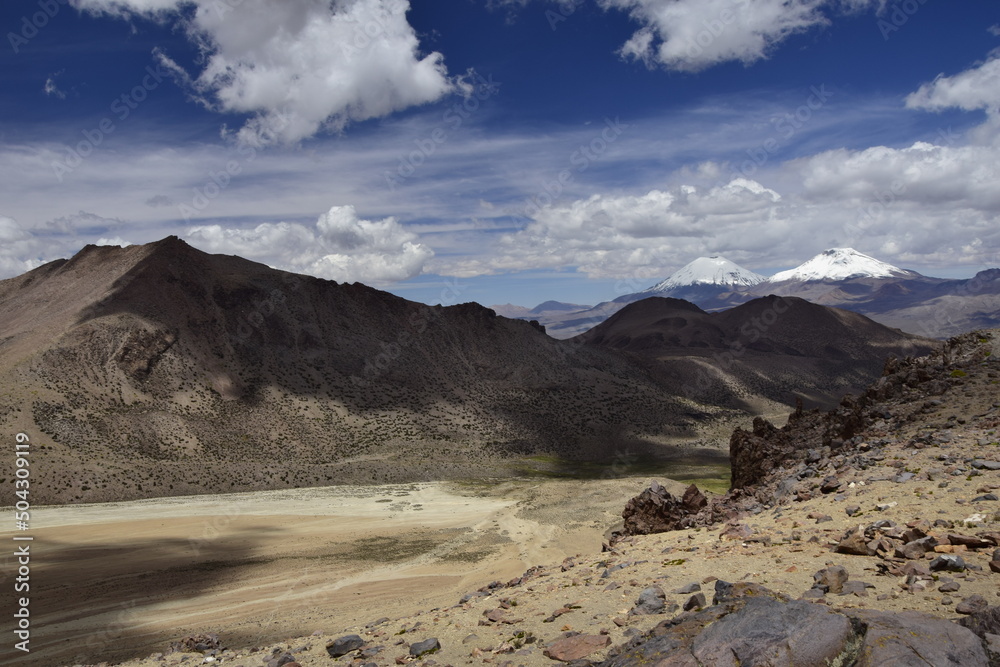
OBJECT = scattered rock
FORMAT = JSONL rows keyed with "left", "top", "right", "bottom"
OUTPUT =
{"left": 266, "top": 654, "right": 297, "bottom": 667}
{"left": 630, "top": 586, "right": 666, "bottom": 616}
{"left": 813, "top": 565, "right": 849, "bottom": 595}
{"left": 169, "top": 633, "right": 221, "bottom": 653}
{"left": 683, "top": 592, "right": 706, "bottom": 611}
{"left": 836, "top": 525, "right": 875, "bottom": 556}
{"left": 408, "top": 638, "right": 441, "bottom": 657}
{"left": 674, "top": 582, "right": 701, "bottom": 594}
{"left": 939, "top": 581, "right": 962, "bottom": 593}
{"left": 326, "top": 634, "right": 365, "bottom": 658}
{"left": 957, "top": 596, "right": 990, "bottom": 615}
{"left": 930, "top": 554, "right": 967, "bottom": 572}
{"left": 719, "top": 521, "right": 754, "bottom": 541}
{"left": 544, "top": 634, "right": 611, "bottom": 662}
{"left": 898, "top": 536, "right": 938, "bottom": 560}
{"left": 840, "top": 580, "right": 872, "bottom": 597}
{"left": 820, "top": 476, "right": 841, "bottom": 493}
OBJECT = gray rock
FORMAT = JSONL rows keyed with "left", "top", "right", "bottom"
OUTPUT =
{"left": 630, "top": 586, "right": 666, "bottom": 616}
{"left": 409, "top": 638, "right": 441, "bottom": 657}
{"left": 851, "top": 608, "right": 990, "bottom": 666}
{"left": 971, "top": 460, "right": 1000, "bottom": 470}
{"left": 674, "top": 582, "right": 702, "bottom": 594}
{"left": 939, "top": 581, "right": 961, "bottom": 593}
{"left": 326, "top": 634, "right": 364, "bottom": 658}
{"left": 897, "top": 536, "right": 938, "bottom": 560}
{"left": 600, "top": 583, "right": 993, "bottom": 667}
{"left": 930, "top": 554, "right": 967, "bottom": 572}
{"left": 603, "top": 596, "right": 857, "bottom": 667}
{"left": 840, "top": 580, "right": 872, "bottom": 597}
{"left": 684, "top": 593, "right": 707, "bottom": 611}
{"left": 972, "top": 493, "right": 999, "bottom": 502}
{"left": 959, "top": 605, "right": 1000, "bottom": 639}
{"left": 956, "top": 595, "right": 990, "bottom": 615}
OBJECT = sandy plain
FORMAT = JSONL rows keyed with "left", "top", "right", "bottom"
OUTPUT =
{"left": 0, "top": 468, "right": 727, "bottom": 667}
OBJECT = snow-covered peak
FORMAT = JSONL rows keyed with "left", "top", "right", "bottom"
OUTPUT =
{"left": 770, "top": 248, "right": 912, "bottom": 282}
{"left": 645, "top": 256, "right": 767, "bottom": 292}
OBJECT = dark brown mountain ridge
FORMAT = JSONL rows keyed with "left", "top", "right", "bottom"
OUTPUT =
{"left": 0, "top": 238, "right": 940, "bottom": 504}
{"left": 579, "top": 295, "right": 940, "bottom": 410}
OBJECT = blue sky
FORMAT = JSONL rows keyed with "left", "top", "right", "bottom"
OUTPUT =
{"left": 1, "top": 0, "right": 998, "bottom": 308}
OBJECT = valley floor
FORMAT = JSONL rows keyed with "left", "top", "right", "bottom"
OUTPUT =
{"left": 1, "top": 472, "right": 720, "bottom": 667}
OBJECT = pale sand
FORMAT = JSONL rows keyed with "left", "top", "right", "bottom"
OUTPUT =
{"left": 1, "top": 476, "right": 700, "bottom": 666}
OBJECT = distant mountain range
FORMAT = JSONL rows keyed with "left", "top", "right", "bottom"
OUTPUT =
{"left": 0, "top": 238, "right": 936, "bottom": 503}
{"left": 494, "top": 248, "right": 1000, "bottom": 339}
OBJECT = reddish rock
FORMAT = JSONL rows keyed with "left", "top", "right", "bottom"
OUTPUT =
{"left": 621, "top": 482, "right": 707, "bottom": 536}
{"left": 544, "top": 634, "right": 611, "bottom": 662}
{"left": 836, "top": 525, "right": 875, "bottom": 556}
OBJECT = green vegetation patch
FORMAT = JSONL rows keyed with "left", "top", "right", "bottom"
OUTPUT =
{"left": 513, "top": 454, "right": 731, "bottom": 493}
{"left": 323, "top": 535, "right": 443, "bottom": 564}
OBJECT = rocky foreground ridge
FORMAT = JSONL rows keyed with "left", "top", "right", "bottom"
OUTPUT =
{"left": 81, "top": 331, "right": 1000, "bottom": 667}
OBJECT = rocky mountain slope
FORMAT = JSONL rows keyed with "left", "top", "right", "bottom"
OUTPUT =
{"left": 1, "top": 239, "right": 940, "bottom": 505}
{"left": 0, "top": 238, "right": 733, "bottom": 504}
{"left": 99, "top": 330, "right": 1000, "bottom": 667}
{"left": 578, "top": 295, "right": 939, "bottom": 410}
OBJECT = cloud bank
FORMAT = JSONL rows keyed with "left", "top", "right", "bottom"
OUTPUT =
{"left": 186, "top": 205, "right": 434, "bottom": 285}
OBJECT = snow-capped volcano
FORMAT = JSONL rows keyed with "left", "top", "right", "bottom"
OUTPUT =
{"left": 770, "top": 248, "right": 915, "bottom": 283}
{"left": 644, "top": 256, "right": 767, "bottom": 292}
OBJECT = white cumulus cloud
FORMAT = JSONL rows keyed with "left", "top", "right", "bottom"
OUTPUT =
{"left": 601, "top": 0, "right": 880, "bottom": 72}
{"left": 72, "top": 0, "right": 455, "bottom": 146}
{"left": 905, "top": 53, "right": 1000, "bottom": 113}
{"left": 186, "top": 205, "right": 434, "bottom": 285}
{"left": 464, "top": 179, "right": 786, "bottom": 279}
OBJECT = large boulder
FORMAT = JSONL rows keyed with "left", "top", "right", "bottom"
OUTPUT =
{"left": 599, "top": 582, "right": 991, "bottom": 667}
{"left": 620, "top": 482, "right": 708, "bottom": 536}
